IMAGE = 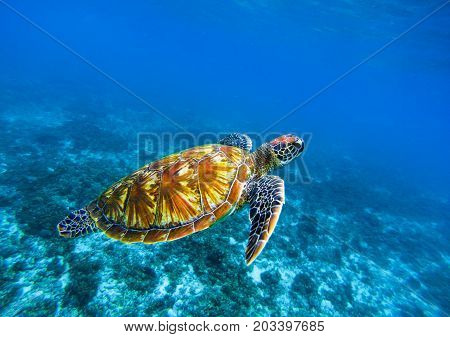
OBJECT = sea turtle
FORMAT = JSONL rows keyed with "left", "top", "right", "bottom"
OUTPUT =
{"left": 57, "top": 133, "right": 305, "bottom": 265}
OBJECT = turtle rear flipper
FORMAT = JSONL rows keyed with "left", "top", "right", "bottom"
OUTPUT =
{"left": 57, "top": 208, "right": 97, "bottom": 238}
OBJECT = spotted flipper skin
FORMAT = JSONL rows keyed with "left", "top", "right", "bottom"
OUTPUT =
{"left": 246, "top": 175, "right": 285, "bottom": 265}
{"left": 219, "top": 133, "right": 252, "bottom": 152}
{"left": 57, "top": 208, "right": 97, "bottom": 238}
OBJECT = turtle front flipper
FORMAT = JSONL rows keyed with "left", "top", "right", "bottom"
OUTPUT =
{"left": 245, "top": 175, "right": 285, "bottom": 265}
{"left": 219, "top": 133, "right": 252, "bottom": 152}
{"left": 57, "top": 208, "right": 97, "bottom": 238}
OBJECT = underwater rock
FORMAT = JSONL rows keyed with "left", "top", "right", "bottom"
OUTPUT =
{"left": 291, "top": 272, "right": 316, "bottom": 296}
{"left": 261, "top": 270, "right": 281, "bottom": 287}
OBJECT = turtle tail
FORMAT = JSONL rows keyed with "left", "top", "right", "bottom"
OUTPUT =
{"left": 57, "top": 208, "right": 97, "bottom": 238}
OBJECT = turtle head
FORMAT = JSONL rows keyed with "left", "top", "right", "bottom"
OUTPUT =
{"left": 268, "top": 134, "right": 305, "bottom": 166}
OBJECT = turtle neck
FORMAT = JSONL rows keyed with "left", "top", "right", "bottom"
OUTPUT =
{"left": 249, "top": 143, "right": 281, "bottom": 178}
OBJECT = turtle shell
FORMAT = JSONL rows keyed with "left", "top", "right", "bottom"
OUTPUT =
{"left": 87, "top": 144, "right": 252, "bottom": 243}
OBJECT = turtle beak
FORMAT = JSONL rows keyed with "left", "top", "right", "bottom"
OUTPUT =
{"left": 293, "top": 137, "right": 305, "bottom": 153}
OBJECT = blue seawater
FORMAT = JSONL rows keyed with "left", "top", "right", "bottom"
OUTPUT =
{"left": 0, "top": 1, "right": 449, "bottom": 316}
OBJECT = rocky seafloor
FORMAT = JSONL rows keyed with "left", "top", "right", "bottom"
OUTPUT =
{"left": 0, "top": 93, "right": 449, "bottom": 317}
